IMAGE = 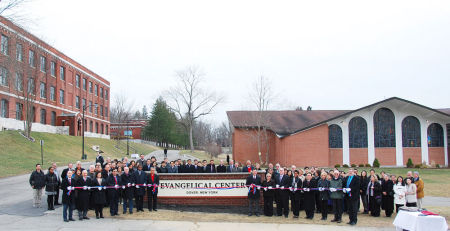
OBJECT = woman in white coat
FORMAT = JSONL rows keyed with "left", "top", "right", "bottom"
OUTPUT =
{"left": 405, "top": 178, "right": 417, "bottom": 207}
{"left": 393, "top": 176, "right": 406, "bottom": 213}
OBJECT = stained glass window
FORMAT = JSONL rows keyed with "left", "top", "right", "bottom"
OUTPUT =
{"left": 374, "top": 108, "right": 395, "bottom": 147}
{"left": 349, "top": 116, "right": 368, "bottom": 148}
{"left": 329, "top": 124, "right": 342, "bottom": 148}
{"left": 402, "top": 116, "right": 421, "bottom": 147}
{"left": 427, "top": 123, "right": 444, "bottom": 147}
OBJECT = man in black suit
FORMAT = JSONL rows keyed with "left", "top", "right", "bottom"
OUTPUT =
{"left": 303, "top": 173, "right": 317, "bottom": 219}
{"left": 193, "top": 160, "right": 201, "bottom": 173}
{"left": 205, "top": 160, "right": 216, "bottom": 173}
{"left": 147, "top": 167, "right": 160, "bottom": 211}
{"left": 344, "top": 168, "right": 360, "bottom": 226}
{"left": 133, "top": 165, "right": 147, "bottom": 212}
{"left": 107, "top": 168, "right": 121, "bottom": 216}
{"left": 96, "top": 151, "right": 104, "bottom": 167}
{"left": 184, "top": 159, "right": 194, "bottom": 173}
{"left": 246, "top": 169, "right": 261, "bottom": 216}
{"left": 143, "top": 159, "right": 152, "bottom": 172}
{"left": 216, "top": 160, "right": 226, "bottom": 173}
{"left": 61, "top": 163, "right": 74, "bottom": 180}
{"left": 275, "top": 168, "right": 290, "bottom": 218}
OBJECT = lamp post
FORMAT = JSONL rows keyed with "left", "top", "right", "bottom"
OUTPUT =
{"left": 126, "top": 121, "right": 129, "bottom": 155}
{"left": 81, "top": 104, "right": 91, "bottom": 160}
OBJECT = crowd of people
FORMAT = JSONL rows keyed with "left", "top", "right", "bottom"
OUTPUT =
{"left": 28, "top": 152, "right": 425, "bottom": 225}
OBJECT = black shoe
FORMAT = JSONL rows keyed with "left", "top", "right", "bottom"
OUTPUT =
{"left": 83, "top": 217, "right": 89, "bottom": 220}
{"left": 79, "top": 217, "right": 83, "bottom": 221}
{"left": 255, "top": 213, "right": 260, "bottom": 217}
{"left": 331, "top": 219, "right": 337, "bottom": 222}
{"left": 293, "top": 215, "right": 299, "bottom": 218}
{"left": 363, "top": 211, "right": 369, "bottom": 214}
{"left": 350, "top": 222, "right": 356, "bottom": 226}
{"left": 115, "top": 213, "right": 119, "bottom": 216}
{"left": 148, "top": 210, "right": 152, "bottom": 212}
{"left": 153, "top": 209, "right": 157, "bottom": 211}
{"left": 347, "top": 221, "right": 352, "bottom": 225}
{"left": 284, "top": 215, "right": 288, "bottom": 218}
{"left": 100, "top": 216, "right": 104, "bottom": 219}
{"left": 111, "top": 214, "right": 115, "bottom": 216}
{"left": 96, "top": 216, "right": 99, "bottom": 219}
{"left": 248, "top": 213, "right": 252, "bottom": 216}
{"left": 321, "top": 217, "right": 327, "bottom": 220}
{"left": 69, "top": 218, "right": 75, "bottom": 221}
{"left": 129, "top": 212, "right": 133, "bottom": 214}
{"left": 337, "top": 220, "right": 342, "bottom": 223}
{"left": 123, "top": 211, "right": 127, "bottom": 214}
{"left": 55, "top": 203, "right": 61, "bottom": 205}
{"left": 64, "top": 219, "right": 69, "bottom": 222}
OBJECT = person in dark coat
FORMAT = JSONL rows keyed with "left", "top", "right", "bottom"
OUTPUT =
{"left": 381, "top": 174, "right": 394, "bottom": 217}
{"left": 344, "top": 168, "right": 361, "bottom": 225}
{"left": 147, "top": 167, "right": 160, "bottom": 211}
{"left": 360, "top": 170, "right": 369, "bottom": 214}
{"left": 121, "top": 167, "right": 135, "bottom": 214}
{"left": 167, "top": 161, "right": 178, "bottom": 173}
{"left": 317, "top": 172, "right": 330, "bottom": 220}
{"left": 29, "top": 164, "right": 46, "bottom": 208}
{"left": 275, "top": 168, "right": 290, "bottom": 218}
{"left": 61, "top": 163, "right": 74, "bottom": 180}
{"left": 96, "top": 152, "right": 104, "bottom": 167}
{"left": 242, "top": 160, "right": 253, "bottom": 173}
{"left": 76, "top": 170, "right": 92, "bottom": 220}
{"left": 303, "top": 173, "right": 317, "bottom": 219}
{"left": 163, "top": 148, "right": 168, "bottom": 158}
{"left": 262, "top": 173, "right": 276, "bottom": 216}
{"left": 292, "top": 170, "right": 303, "bottom": 218}
{"left": 44, "top": 167, "right": 58, "bottom": 210}
{"left": 133, "top": 165, "right": 147, "bottom": 211}
{"left": 216, "top": 160, "right": 227, "bottom": 173}
{"left": 158, "top": 162, "right": 169, "bottom": 173}
{"left": 246, "top": 169, "right": 262, "bottom": 216}
{"left": 61, "top": 170, "right": 76, "bottom": 222}
{"left": 143, "top": 159, "right": 152, "bottom": 172}
{"left": 107, "top": 168, "right": 121, "bottom": 216}
{"left": 205, "top": 160, "right": 216, "bottom": 173}
{"left": 92, "top": 172, "right": 107, "bottom": 219}
{"left": 367, "top": 175, "right": 382, "bottom": 217}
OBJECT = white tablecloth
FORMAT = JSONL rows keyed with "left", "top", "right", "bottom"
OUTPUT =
{"left": 393, "top": 210, "right": 448, "bottom": 231}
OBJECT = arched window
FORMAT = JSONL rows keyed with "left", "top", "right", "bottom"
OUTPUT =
{"left": 349, "top": 117, "right": 368, "bottom": 148}
{"left": 427, "top": 123, "right": 444, "bottom": 147}
{"left": 329, "top": 124, "right": 342, "bottom": 148}
{"left": 105, "top": 125, "right": 109, "bottom": 135}
{"left": 374, "top": 108, "right": 395, "bottom": 147}
{"left": 402, "top": 116, "right": 420, "bottom": 147}
{"left": 51, "top": 111, "right": 56, "bottom": 126}
{"left": 40, "top": 109, "right": 46, "bottom": 124}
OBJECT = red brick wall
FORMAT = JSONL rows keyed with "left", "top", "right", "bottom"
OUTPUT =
{"left": 349, "top": 148, "right": 368, "bottom": 165}
{"left": 148, "top": 173, "right": 263, "bottom": 206}
{"left": 428, "top": 147, "right": 445, "bottom": 166}
{"left": 403, "top": 147, "right": 421, "bottom": 166}
{"left": 232, "top": 128, "right": 276, "bottom": 165}
{"left": 329, "top": 148, "right": 343, "bottom": 166}
{"left": 279, "top": 124, "right": 329, "bottom": 167}
{"left": 375, "top": 148, "right": 396, "bottom": 166}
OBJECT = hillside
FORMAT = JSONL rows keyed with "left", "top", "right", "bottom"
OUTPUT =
{"left": 0, "top": 130, "right": 159, "bottom": 177}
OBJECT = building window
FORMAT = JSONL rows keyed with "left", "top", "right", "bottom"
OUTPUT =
{"left": 29, "top": 50, "right": 35, "bottom": 67}
{"left": 329, "top": 124, "right": 343, "bottom": 148}
{"left": 89, "top": 82, "right": 92, "bottom": 93}
{"left": 94, "top": 103, "right": 98, "bottom": 115}
{"left": 374, "top": 108, "right": 396, "bottom": 147}
{"left": 75, "top": 96, "right": 80, "bottom": 109}
{"left": 59, "top": 89, "right": 64, "bottom": 104}
{"left": 16, "top": 44, "right": 23, "bottom": 61}
{"left": 349, "top": 116, "right": 368, "bottom": 148}
{"left": 39, "top": 82, "right": 46, "bottom": 98}
{"left": 14, "top": 73, "right": 23, "bottom": 91}
{"left": 101, "top": 124, "right": 104, "bottom": 134}
{"left": 95, "top": 122, "right": 98, "bottom": 133}
{"left": 94, "top": 84, "right": 98, "bottom": 96}
{"left": 100, "top": 105, "right": 103, "bottom": 116}
{"left": 1, "top": 99, "right": 8, "bottom": 118}
{"left": 402, "top": 116, "right": 421, "bottom": 147}
{"left": 100, "top": 87, "right": 103, "bottom": 98}
{"left": 51, "top": 111, "right": 56, "bottom": 126}
{"left": 75, "top": 74, "right": 80, "bottom": 88}
{"left": 89, "top": 121, "right": 93, "bottom": 132}
{"left": 82, "top": 78, "right": 87, "bottom": 90}
{"left": 50, "top": 61, "right": 56, "bottom": 76}
{"left": 82, "top": 98, "right": 86, "bottom": 109}
{"left": 105, "top": 107, "right": 108, "bottom": 117}
{"left": 40, "top": 56, "right": 46, "bottom": 72}
{"left": 27, "top": 77, "right": 35, "bottom": 95}
{"left": 40, "top": 109, "right": 46, "bottom": 124}
{"left": 105, "top": 89, "right": 108, "bottom": 100}
{"left": 0, "top": 66, "right": 8, "bottom": 86}
{"left": 50, "top": 86, "right": 55, "bottom": 101}
{"left": 89, "top": 101, "right": 92, "bottom": 113}
{"left": 105, "top": 125, "right": 108, "bottom": 135}
{"left": 427, "top": 123, "right": 444, "bottom": 147}
{"left": 31, "top": 106, "right": 36, "bottom": 122}
{"left": 60, "top": 66, "right": 65, "bottom": 81}
{"left": 1, "top": 35, "right": 8, "bottom": 55}
{"left": 15, "top": 102, "right": 22, "bottom": 120}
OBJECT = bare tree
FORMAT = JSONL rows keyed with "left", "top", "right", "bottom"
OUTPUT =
{"left": 110, "top": 93, "right": 134, "bottom": 142}
{"left": 0, "top": 0, "right": 29, "bottom": 24}
{"left": 248, "top": 75, "right": 275, "bottom": 165}
{"left": 165, "top": 66, "right": 224, "bottom": 153}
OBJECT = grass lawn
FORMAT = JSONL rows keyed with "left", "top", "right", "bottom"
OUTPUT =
{"left": 0, "top": 130, "right": 159, "bottom": 178}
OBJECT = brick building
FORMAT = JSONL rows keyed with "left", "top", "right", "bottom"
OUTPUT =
{"left": 0, "top": 16, "right": 110, "bottom": 138}
{"left": 228, "top": 97, "right": 450, "bottom": 167}
{"left": 110, "top": 119, "right": 147, "bottom": 140}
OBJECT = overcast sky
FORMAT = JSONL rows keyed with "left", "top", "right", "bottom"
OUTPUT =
{"left": 15, "top": 0, "right": 450, "bottom": 126}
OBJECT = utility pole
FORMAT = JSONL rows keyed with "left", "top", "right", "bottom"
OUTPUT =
{"left": 126, "top": 121, "right": 129, "bottom": 155}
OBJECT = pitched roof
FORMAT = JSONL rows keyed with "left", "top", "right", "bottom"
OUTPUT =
{"left": 227, "top": 110, "right": 350, "bottom": 136}
{"left": 227, "top": 97, "right": 450, "bottom": 138}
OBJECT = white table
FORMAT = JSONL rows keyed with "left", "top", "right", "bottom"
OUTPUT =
{"left": 393, "top": 210, "right": 448, "bottom": 231}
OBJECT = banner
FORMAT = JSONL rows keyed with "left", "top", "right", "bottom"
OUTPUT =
{"left": 158, "top": 179, "right": 247, "bottom": 197}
